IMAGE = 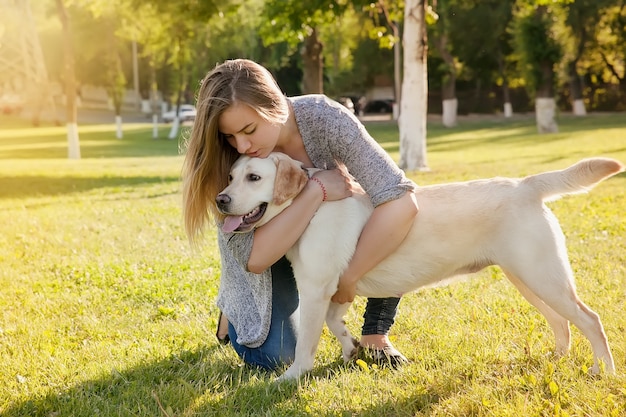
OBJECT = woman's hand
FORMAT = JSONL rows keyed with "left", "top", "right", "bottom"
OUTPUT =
{"left": 331, "top": 275, "right": 358, "bottom": 304}
{"left": 311, "top": 167, "right": 356, "bottom": 202}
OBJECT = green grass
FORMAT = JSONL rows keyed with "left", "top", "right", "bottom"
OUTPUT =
{"left": 1, "top": 113, "right": 625, "bottom": 416}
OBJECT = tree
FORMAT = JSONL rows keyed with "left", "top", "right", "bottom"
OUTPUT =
{"left": 592, "top": 0, "right": 626, "bottom": 109}
{"left": 399, "top": 0, "right": 429, "bottom": 171}
{"left": 511, "top": 1, "right": 563, "bottom": 133}
{"left": 55, "top": 0, "right": 80, "bottom": 159}
{"left": 560, "top": 0, "right": 615, "bottom": 116}
{"left": 261, "top": 0, "right": 355, "bottom": 94}
{"left": 448, "top": 0, "right": 515, "bottom": 117}
{"left": 430, "top": 0, "right": 459, "bottom": 127}
{"left": 129, "top": 0, "right": 225, "bottom": 138}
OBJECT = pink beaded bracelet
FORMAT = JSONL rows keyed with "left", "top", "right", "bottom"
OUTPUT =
{"left": 310, "top": 177, "right": 327, "bottom": 201}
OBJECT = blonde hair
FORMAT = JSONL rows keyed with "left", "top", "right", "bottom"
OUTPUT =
{"left": 181, "top": 59, "right": 289, "bottom": 244}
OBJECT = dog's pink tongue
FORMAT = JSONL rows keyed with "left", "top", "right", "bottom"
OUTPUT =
{"left": 222, "top": 215, "right": 244, "bottom": 233}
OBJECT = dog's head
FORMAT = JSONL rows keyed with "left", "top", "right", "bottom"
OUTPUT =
{"left": 216, "top": 152, "right": 309, "bottom": 233}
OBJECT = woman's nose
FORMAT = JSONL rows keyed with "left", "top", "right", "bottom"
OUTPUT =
{"left": 234, "top": 136, "right": 251, "bottom": 154}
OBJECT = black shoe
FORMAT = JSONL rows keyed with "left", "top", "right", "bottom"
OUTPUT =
{"left": 363, "top": 345, "right": 408, "bottom": 368}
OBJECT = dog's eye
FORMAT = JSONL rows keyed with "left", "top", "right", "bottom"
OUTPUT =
{"left": 247, "top": 174, "right": 260, "bottom": 181}
{"left": 228, "top": 174, "right": 233, "bottom": 183}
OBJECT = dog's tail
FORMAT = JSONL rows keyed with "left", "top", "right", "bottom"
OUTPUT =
{"left": 523, "top": 157, "right": 624, "bottom": 201}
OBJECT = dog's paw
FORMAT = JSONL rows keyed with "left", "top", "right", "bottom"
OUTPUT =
{"left": 343, "top": 337, "right": 361, "bottom": 363}
{"left": 277, "top": 363, "right": 310, "bottom": 381}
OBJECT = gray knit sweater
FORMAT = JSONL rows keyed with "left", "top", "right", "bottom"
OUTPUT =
{"left": 216, "top": 94, "right": 415, "bottom": 347}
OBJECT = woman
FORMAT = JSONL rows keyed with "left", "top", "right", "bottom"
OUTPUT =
{"left": 182, "top": 59, "right": 418, "bottom": 371}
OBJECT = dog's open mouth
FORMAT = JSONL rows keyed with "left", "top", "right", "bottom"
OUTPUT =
{"left": 222, "top": 203, "right": 268, "bottom": 233}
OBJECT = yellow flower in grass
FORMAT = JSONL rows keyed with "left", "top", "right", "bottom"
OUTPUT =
{"left": 356, "top": 359, "right": 369, "bottom": 372}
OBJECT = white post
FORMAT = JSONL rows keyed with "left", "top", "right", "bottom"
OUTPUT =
{"left": 67, "top": 122, "right": 80, "bottom": 159}
{"left": 115, "top": 115, "right": 123, "bottom": 139}
{"left": 504, "top": 102, "right": 513, "bottom": 118}
{"left": 442, "top": 98, "right": 458, "bottom": 127}
{"left": 152, "top": 114, "right": 159, "bottom": 138}
{"left": 535, "top": 97, "right": 559, "bottom": 133}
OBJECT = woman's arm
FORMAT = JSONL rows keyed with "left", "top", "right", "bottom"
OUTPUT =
{"left": 247, "top": 168, "right": 354, "bottom": 274}
{"left": 331, "top": 191, "right": 419, "bottom": 303}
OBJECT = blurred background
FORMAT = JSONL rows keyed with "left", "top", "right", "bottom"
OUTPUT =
{"left": 1, "top": 0, "right": 624, "bottom": 124}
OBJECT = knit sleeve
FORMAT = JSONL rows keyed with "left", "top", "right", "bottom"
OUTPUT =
{"left": 218, "top": 224, "right": 255, "bottom": 271}
{"left": 215, "top": 227, "right": 273, "bottom": 348}
{"left": 294, "top": 95, "right": 415, "bottom": 207}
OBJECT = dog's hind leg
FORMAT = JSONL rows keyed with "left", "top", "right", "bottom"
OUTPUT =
{"left": 502, "top": 260, "right": 614, "bottom": 374}
{"left": 502, "top": 268, "right": 571, "bottom": 355}
{"left": 326, "top": 302, "right": 359, "bottom": 363}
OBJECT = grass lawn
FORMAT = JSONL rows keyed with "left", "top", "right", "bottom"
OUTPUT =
{"left": 1, "top": 113, "right": 625, "bottom": 416}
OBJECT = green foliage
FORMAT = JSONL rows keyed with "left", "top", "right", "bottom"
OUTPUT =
{"left": 511, "top": 3, "right": 563, "bottom": 95}
{"left": 362, "top": 1, "right": 404, "bottom": 50}
{"left": 259, "top": 0, "right": 349, "bottom": 48}
{"left": 0, "top": 113, "right": 625, "bottom": 416}
{"left": 19, "top": 0, "right": 626, "bottom": 111}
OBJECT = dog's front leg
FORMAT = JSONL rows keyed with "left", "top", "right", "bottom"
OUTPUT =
{"left": 278, "top": 284, "right": 331, "bottom": 381}
{"left": 326, "top": 302, "right": 359, "bottom": 363}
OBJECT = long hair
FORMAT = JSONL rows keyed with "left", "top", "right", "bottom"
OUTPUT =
{"left": 181, "top": 59, "right": 289, "bottom": 244}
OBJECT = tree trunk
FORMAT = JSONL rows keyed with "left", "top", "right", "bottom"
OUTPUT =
{"left": 568, "top": 61, "right": 586, "bottom": 116}
{"left": 168, "top": 42, "right": 186, "bottom": 140}
{"left": 301, "top": 28, "right": 323, "bottom": 94}
{"left": 440, "top": 56, "right": 456, "bottom": 127}
{"left": 399, "top": 0, "right": 428, "bottom": 171}
{"left": 497, "top": 52, "right": 513, "bottom": 117}
{"left": 533, "top": 6, "right": 558, "bottom": 133}
{"left": 535, "top": 61, "right": 558, "bottom": 133}
{"left": 433, "top": 27, "right": 457, "bottom": 127}
{"left": 55, "top": 0, "right": 80, "bottom": 159}
{"left": 115, "top": 115, "right": 123, "bottom": 139}
{"left": 393, "top": 21, "right": 401, "bottom": 121}
{"left": 150, "top": 61, "right": 159, "bottom": 138}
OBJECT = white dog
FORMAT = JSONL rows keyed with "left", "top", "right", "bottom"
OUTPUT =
{"left": 216, "top": 152, "right": 623, "bottom": 380}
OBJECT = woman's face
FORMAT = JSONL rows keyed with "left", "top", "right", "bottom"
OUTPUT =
{"left": 218, "top": 102, "right": 281, "bottom": 158}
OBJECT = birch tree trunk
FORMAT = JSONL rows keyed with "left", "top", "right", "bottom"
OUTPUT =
{"left": 55, "top": 0, "right": 80, "bottom": 159}
{"left": 399, "top": 0, "right": 429, "bottom": 171}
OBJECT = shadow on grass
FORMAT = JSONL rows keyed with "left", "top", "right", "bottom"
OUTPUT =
{"left": 2, "top": 345, "right": 452, "bottom": 417}
{"left": 0, "top": 175, "right": 180, "bottom": 199}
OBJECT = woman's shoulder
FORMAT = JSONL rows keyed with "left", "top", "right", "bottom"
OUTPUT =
{"left": 290, "top": 94, "right": 357, "bottom": 129}
{"left": 290, "top": 94, "right": 346, "bottom": 112}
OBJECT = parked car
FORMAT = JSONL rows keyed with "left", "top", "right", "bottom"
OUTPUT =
{"left": 336, "top": 96, "right": 355, "bottom": 114}
{"left": 364, "top": 99, "right": 394, "bottom": 114}
{"left": 162, "top": 104, "right": 196, "bottom": 122}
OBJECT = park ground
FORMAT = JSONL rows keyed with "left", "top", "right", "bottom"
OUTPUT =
{"left": 0, "top": 112, "right": 625, "bottom": 416}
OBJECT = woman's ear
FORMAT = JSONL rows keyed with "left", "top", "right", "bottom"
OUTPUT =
{"left": 272, "top": 154, "right": 309, "bottom": 206}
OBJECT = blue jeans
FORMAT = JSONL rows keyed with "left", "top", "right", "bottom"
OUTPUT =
{"left": 227, "top": 257, "right": 400, "bottom": 370}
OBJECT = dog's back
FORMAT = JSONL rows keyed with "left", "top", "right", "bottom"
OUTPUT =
{"left": 356, "top": 158, "right": 624, "bottom": 298}
{"left": 284, "top": 157, "right": 623, "bottom": 299}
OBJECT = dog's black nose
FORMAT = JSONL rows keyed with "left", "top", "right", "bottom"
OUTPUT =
{"left": 216, "top": 194, "right": 231, "bottom": 205}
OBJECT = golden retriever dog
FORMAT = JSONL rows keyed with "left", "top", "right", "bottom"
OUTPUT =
{"left": 216, "top": 152, "right": 623, "bottom": 380}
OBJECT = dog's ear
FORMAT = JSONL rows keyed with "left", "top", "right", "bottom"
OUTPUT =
{"left": 272, "top": 156, "right": 309, "bottom": 206}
